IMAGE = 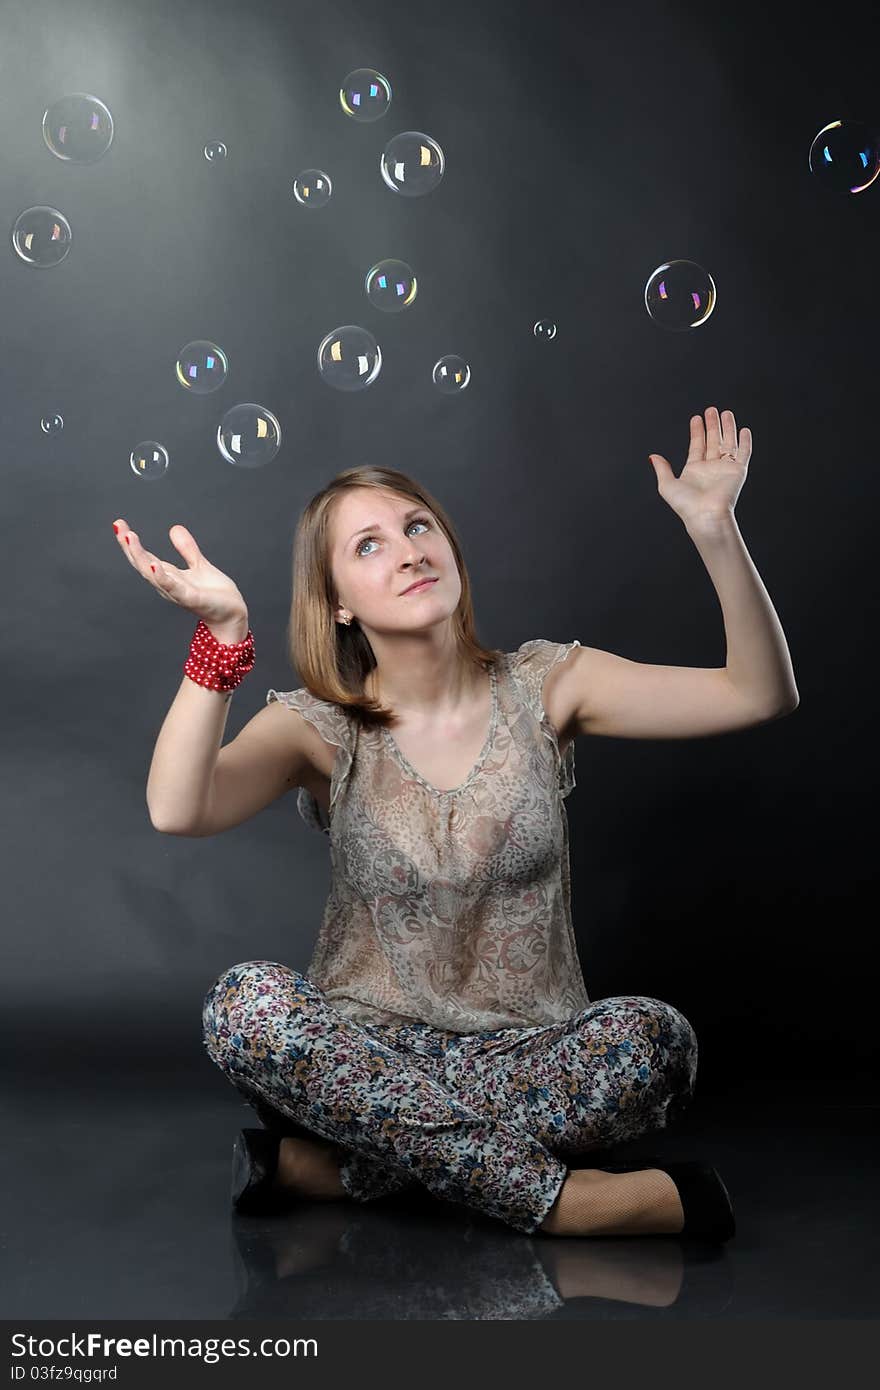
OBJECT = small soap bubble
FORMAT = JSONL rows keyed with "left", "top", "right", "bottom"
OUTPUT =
{"left": 293, "top": 170, "right": 333, "bottom": 207}
{"left": 365, "top": 259, "right": 417, "bottom": 312}
{"left": 808, "top": 118, "right": 880, "bottom": 193}
{"left": 317, "top": 325, "right": 382, "bottom": 391}
{"left": 40, "top": 414, "right": 64, "bottom": 435}
{"left": 204, "top": 141, "right": 227, "bottom": 162}
{"left": 380, "top": 132, "right": 444, "bottom": 197}
{"left": 644, "top": 260, "right": 716, "bottom": 331}
{"left": 432, "top": 355, "right": 470, "bottom": 393}
{"left": 217, "top": 403, "right": 281, "bottom": 468}
{"left": 11, "top": 207, "right": 72, "bottom": 266}
{"left": 43, "top": 93, "right": 114, "bottom": 163}
{"left": 533, "top": 319, "right": 557, "bottom": 340}
{"left": 130, "top": 442, "right": 170, "bottom": 480}
{"left": 175, "top": 341, "right": 229, "bottom": 394}
{"left": 340, "top": 69, "right": 392, "bottom": 122}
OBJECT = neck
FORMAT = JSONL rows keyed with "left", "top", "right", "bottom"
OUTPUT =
{"left": 366, "top": 649, "right": 485, "bottom": 719}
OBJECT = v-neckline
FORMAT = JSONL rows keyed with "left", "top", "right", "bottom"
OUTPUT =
{"left": 380, "top": 663, "right": 499, "bottom": 798}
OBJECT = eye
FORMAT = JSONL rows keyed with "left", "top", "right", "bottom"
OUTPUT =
{"left": 355, "top": 516, "right": 431, "bottom": 557}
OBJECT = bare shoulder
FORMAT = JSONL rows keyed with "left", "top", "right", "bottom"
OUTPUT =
{"left": 260, "top": 696, "right": 336, "bottom": 781}
{"left": 541, "top": 645, "right": 585, "bottom": 744}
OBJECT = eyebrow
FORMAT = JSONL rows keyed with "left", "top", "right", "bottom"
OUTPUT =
{"left": 346, "top": 507, "right": 427, "bottom": 549}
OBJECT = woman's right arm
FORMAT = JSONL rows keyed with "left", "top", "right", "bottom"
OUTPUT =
{"left": 147, "top": 676, "right": 314, "bottom": 837}
{"left": 113, "top": 519, "right": 307, "bottom": 836}
{"left": 146, "top": 615, "right": 246, "bottom": 832}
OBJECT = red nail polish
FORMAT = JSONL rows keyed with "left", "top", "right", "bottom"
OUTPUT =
{"left": 113, "top": 524, "right": 118, "bottom": 534}
{"left": 125, "top": 535, "right": 130, "bottom": 545}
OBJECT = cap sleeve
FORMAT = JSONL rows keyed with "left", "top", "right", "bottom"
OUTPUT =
{"left": 266, "top": 687, "right": 354, "bottom": 835}
{"left": 507, "top": 639, "right": 581, "bottom": 799}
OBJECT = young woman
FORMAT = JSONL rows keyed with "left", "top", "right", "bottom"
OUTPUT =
{"left": 117, "top": 405, "right": 797, "bottom": 1240}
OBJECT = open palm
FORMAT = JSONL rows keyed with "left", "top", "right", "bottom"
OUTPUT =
{"left": 649, "top": 406, "right": 751, "bottom": 530}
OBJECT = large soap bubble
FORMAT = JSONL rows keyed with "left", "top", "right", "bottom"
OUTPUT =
{"left": 11, "top": 207, "right": 72, "bottom": 266}
{"left": 644, "top": 260, "right": 716, "bottom": 331}
{"left": 175, "top": 342, "right": 229, "bottom": 394}
{"left": 380, "top": 132, "right": 444, "bottom": 196}
{"left": 217, "top": 404, "right": 282, "bottom": 468}
{"left": 808, "top": 118, "right": 880, "bottom": 193}
{"left": 432, "top": 356, "right": 470, "bottom": 393}
{"left": 340, "top": 69, "right": 392, "bottom": 122}
{"left": 293, "top": 170, "right": 333, "bottom": 207}
{"left": 317, "top": 326, "right": 382, "bottom": 391}
{"left": 365, "top": 259, "right": 417, "bottom": 312}
{"left": 43, "top": 93, "right": 114, "bottom": 162}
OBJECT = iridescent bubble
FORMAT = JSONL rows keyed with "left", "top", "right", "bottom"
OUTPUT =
{"left": 217, "top": 403, "right": 281, "bottom": 468}
{"left": 534, "top": 319, "right": 557, "bottom": 340}
{"left": 432, "top": 355, "right": 470, "bottom": 393}
{"left": 204, "top": 141, "right": 227, "bottom": 162}
{"left": 293, "top": 169, "right": 333, "bottom": 207}
{"left": 130, "top": 442, "right": 170, "bottom": 480}
{"left": 11, "top": 207, "right": 72, "bottom": 266}
{"left": 317, "top": 325, "right": 382, "bottom": 392}
{"left": 644, "top": 260, "right": 716, "bottom": 331}
{"left": 175, "top": 341, "right": 229, "bottom": 394}
{"left": 42, "top": 93, "right": 114, "bottom": 163}
{"left": 340, "top": 68, "right": 392, "bottom": 122}
{"left": 380, "top": 132, "right": 444, "bottom": 197}
{"left": 40, "top": 414, "right": 63, "bottom": 435}
{"left": 808, "top": 118, "right": 880, "bottom": 193}
{"left": 365, "top": 259, "right": 417, "bottom": 312}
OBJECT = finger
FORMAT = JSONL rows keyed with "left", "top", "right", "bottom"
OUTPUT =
{"left": 720, "top": 407, "right": 738, "bottom": 453}
{"left": 686, "top": 413, "right": 705, "bottom": 463}
{"left": 705, "top": 405, "right": 722, "bottom": 456}
{"left": 121, "top": 528, "right": 163, "bottom": 583}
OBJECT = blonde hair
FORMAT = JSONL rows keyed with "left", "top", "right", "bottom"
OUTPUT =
{"left": 286, "top": 465, "right": 503, "bottom": 728}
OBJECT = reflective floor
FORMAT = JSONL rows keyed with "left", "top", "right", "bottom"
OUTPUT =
{"left": 3, "top": 1071, "right": 877, "bottom": 1319}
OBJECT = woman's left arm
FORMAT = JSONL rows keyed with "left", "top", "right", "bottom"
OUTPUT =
{"left": 650, "top": 405, "right": 799, "bottom": 712}
{"left": 547, "top": 407, "right": 800, "bottom": 742}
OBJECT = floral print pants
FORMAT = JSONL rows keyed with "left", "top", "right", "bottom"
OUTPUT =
{"left": 202, "top": 960, "right": 698, "bottom": 1235}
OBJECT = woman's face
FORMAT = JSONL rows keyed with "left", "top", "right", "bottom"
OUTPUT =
{"left": 328, "top": 488, "right": 461, "bottom": 633}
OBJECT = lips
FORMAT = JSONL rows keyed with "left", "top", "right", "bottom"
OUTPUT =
{"left": 402, "top": 577, "right": 438, "bottom": 594}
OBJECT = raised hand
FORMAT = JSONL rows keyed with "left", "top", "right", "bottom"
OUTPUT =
{"left": 649, "top": 406, "right": 751, "bottom": 532}
{"left": 112, "top": 520, "right": 249, "bottom": 636}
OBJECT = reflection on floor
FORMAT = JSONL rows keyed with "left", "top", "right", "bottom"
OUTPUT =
{"left": 3, "top": 1072, "right": 877, "bottom": 1319}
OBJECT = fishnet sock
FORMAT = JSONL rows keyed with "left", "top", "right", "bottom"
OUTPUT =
{"left": 539, "top": 1167, "right": 685, "bottom": 1237}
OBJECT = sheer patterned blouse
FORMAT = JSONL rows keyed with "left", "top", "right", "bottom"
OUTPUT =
{"left": 266, "top": 638, "right": 591, "bottom": 1034}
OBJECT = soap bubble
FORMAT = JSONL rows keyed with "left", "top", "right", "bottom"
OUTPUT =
{"left": 365, "top": 259, "right": 417, "bottom": 312}
{"left": 380, "top": 132, "right": 444, "bottom": 196}
{"left": 42, "top": 93, "right": 114, "bottom": 163}
{"left": 534, "top": 319, "right": 557, "bottom": 340}
{"left": 293, "top": 169, "right": 333, "bottom": 207}
{"left": 130, "top": 442, "right": 170, "bottom": 480}
{"left": 40, "top": 414, "right": 64, "bottom": 435}
{"left": 340, "top": 69, "right": 392, "bottom": 122}
{"left": 11, "top": 207, "right": 72, "bottom": 266}
{"left": 317, "top": 325, "right": 382, "bottom": 392}
{"left": 204, "top": 141, "right": 227, "bottom": 161}
{"left": 644, "top": 260, "right": 716, "bottom": 331}
{"left": 808, "top": 118, "right": 880, "bottom": 193}
{"left": 175, "top": 341, "right": 229, "bottom": 394}
{"left": 217, "top": 403, "right": 281, "bottom": 468}
{"left": 432, "top": 355, "right": 470, "bottom": 393}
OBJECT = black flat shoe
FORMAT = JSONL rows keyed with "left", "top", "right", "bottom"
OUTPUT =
{"left": 231, "top": 1128, "right": 292, "bottom": 1215}
{"left": 591, "top": 1157, "right": 736, "bottom": 1242}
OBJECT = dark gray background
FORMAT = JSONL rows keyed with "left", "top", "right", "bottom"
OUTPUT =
{"left": 3, "top": 0, "right": 876, "bottom": 1088}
